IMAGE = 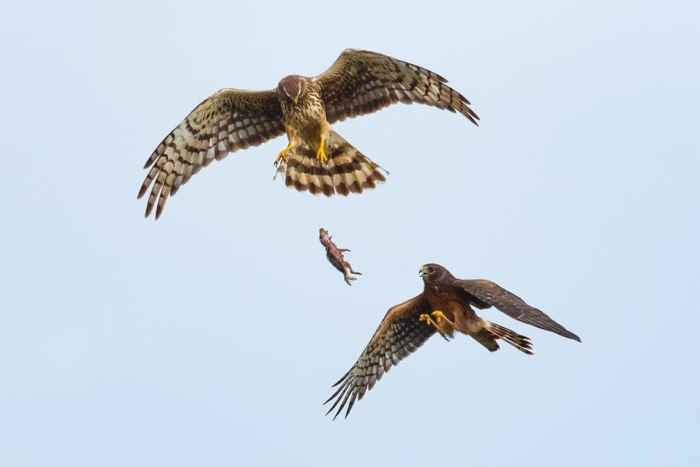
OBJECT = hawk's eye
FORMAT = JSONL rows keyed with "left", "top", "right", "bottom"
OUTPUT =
{"left": 427, "top": 267, "right": 434, "bottom": 274}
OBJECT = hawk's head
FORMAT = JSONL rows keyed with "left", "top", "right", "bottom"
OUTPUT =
{"left": 278, "top": 75, "right": 305, "bottom": 103}
{"left": 419, "top": 263, "right": 451, "bottom": 284}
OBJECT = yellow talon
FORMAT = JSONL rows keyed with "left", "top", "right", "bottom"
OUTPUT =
{"left": 275, "top": 144, "right": 292, "bottom": 167}
{"left": 431, "top": 310, "right": 454, "bottom": 326}
{"left": 316, "top": 136, "right": 328, "bottom": 164}
{"left": 419, "top": 313, "right": 439, "bottom": 329}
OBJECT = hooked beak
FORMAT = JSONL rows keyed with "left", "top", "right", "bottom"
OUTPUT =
{"left": 283, "top": 89, "right": 299, "bottom": 104}
{"left": 286, "top": 88, "right": 300, "bottom": 104}
{"left": 419, "top": 266, "right": 428, "bottom": 277}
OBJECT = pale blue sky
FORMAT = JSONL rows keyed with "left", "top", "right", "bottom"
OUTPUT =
{"left": 1, "top": 1, "right": 698, "bottom": 466}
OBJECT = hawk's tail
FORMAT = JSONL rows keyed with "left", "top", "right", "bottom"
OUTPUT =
{"left": 279, "top": 130, "right": 387, "bottom": 196}
{"left": 486, "top": 322, "right": 534, "bottom": 355}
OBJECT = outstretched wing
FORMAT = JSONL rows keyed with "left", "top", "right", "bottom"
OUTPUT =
{"left": 324, "top": 294, "right": 438, "bottom": 419}
{"left": 455, "top": 279, "right": 581, "bottom": 342}
{"left": 138, "top": 89, "right": 285, "bottom": 219}
{"left": 315, "top": 49, "right": 479, "bottom": 125}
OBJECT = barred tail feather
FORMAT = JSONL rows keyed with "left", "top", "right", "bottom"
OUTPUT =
{"left": 487, "top": 322, "right": 534, "bottom": 355}
{"left": 281, "top": 130, "right": 387, "bottom": 196}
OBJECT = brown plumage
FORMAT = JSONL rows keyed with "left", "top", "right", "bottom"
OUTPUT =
{"left": 324, "top": 263, "right": 580, "bottom": 419}
{"left": 138, "top": 49, "right": 478, "bottom": 219}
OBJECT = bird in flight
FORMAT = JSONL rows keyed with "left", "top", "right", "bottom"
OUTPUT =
{"left": 324, "top": 263, "right": 580, "bottom": 419}
{"left": 138, "top": 49, "right": 479, "bottom": 219}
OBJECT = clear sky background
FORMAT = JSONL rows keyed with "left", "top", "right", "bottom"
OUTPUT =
{"left": 1, "top": 1, "right": 698, "bottom": 466}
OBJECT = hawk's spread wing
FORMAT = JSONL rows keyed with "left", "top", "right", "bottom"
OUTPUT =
{"left": 138, "top": 89, "right": 284, "bottom": 219}
{"left": 324, "top": 294, "right": 437, "bottom": 419}
{"left": 455, "top": 279, "right": 581, "bottom": 342}
{"left": 315, "top": 49, "right": 479, "bottom": 125}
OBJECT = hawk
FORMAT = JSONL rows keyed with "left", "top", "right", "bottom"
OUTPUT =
{"left": 324, "top": 263, "right": 581, "bottom": 419}
{"left": 138, "top": 49, "right": 479, "bottom": 218}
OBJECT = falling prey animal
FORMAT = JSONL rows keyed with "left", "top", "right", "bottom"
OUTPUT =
{"left": 319, "top": 228, "right": 362, "bottom": 286}
{"left": 324, "top": 263, "right": 581, "bottom": 419}
{"left": 138, "top": 49, "right": 479, "bottom": 218}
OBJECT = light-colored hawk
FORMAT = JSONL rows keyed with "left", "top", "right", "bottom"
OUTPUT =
{"left": 325, "top": 263, "right": 581, "bottom": 419}
{"left": 138, "top": 49, "right": 479, "bottom": 218}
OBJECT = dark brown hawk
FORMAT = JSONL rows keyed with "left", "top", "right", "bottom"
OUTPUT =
{"left": 325, "top": 263, "right": 580, "bottom": 419}
{"left": 138, "top": 49, "right": 479, "bottom": 218}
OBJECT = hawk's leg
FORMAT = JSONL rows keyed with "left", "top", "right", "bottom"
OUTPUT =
{"left": 276, "top": 128, "right": 302, "bottom": 168}
{"left": 419, "top": 311, "right": 451, "bottom": 341}
{"left": 316, "top": 134, "right": 328, "bottom": 164}
{"left": 419, "top": 313, "right": 440, "bottom": 329}
{"left": 275, "top": 142, "right": 293, "bottom": 168}
{"left": 431, "top": 310, "right": 456, "bottom": 327}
